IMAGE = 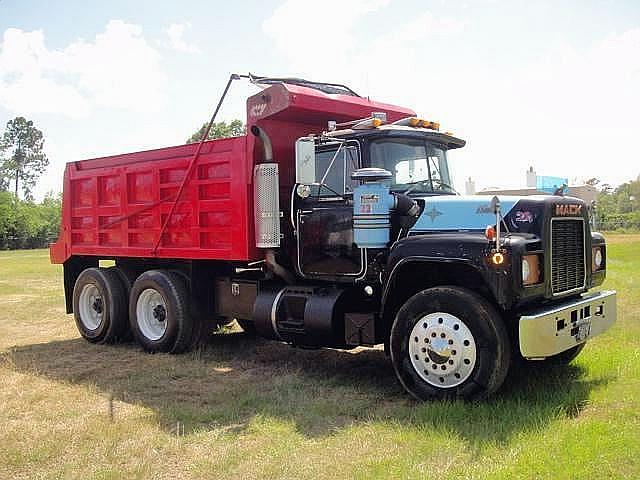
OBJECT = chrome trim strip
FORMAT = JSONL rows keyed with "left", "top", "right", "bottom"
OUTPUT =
{"left": 353, "top": 214, "right": 390, "bottom": 220}
{"left": 352, "top": 223, "right": 392, "bottom": 229}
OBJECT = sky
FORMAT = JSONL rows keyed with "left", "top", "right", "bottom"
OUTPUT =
{"left": 0, "top": 0, "right": 639, "bottom": 199}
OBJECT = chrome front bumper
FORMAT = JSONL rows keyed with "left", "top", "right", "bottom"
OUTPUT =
{"left": 519, "top": 290, "right": 617, "bottom": 359}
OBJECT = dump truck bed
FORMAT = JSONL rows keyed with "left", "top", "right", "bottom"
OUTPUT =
{"left": 50, "top": 81, "right": 416, "bottom": 265}
{"left": 50, "top": 135, "right": 253, "bottom": 263}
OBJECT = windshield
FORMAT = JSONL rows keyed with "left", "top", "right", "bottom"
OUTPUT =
{"left": 369, "top": 138, "right": 454, "bottom": 194}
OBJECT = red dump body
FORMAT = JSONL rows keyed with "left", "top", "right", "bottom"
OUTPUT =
{"left": 50, "top": 83, "right": 415, "bottom": 264}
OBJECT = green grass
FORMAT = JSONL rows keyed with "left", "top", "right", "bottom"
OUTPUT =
{"left": 0, "top": 236, "right": 639, "bottom": 479}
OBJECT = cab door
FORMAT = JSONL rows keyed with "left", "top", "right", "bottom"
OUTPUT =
{"left": 294, "top": 141, "right": 364, "bottom": 279}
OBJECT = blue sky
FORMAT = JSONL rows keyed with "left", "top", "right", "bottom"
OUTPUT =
{"left": 1, "top": 0, "right": 639, "bottom": 198}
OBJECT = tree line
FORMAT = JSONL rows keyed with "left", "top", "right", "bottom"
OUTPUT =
{"left": 595, "top": 177, "right": 640, "bottom": 231}
{"left": 0, "top": 190, "right": 61, "bottom": 249}
{"left": 0, "top": 117, "right": 59, "bottom": 249}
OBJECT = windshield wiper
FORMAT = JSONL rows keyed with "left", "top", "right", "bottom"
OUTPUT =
{"left": 433, "top": 179, "right": 458, "bottom": 194}
{"left": 404, "top": 179, "right": 458, "bottom": 195}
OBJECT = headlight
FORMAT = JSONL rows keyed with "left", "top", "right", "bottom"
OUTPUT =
{"left": 522, "top": 254, "right": 542, "bottom": 286}
{"left": 592, "top": 247, "right": 604, "bottom": 271}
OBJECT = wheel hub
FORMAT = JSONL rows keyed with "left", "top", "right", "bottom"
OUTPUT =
{"left": 427, "top": 338, "right": 451, "bottom": 364}
{"left": 152, "top": 304, "right": 166, "bottom": 322}
{"left": 78, "top": 283, "right": 103, "bottom": 331}
{"left": 136, "top": 288, "right": 168, "bottom": 341}
{"left": 408, "top": 312, "right": 477, "bottom": 388}
{"left": 92, "top": 297, "right": 103, "bottom": 314}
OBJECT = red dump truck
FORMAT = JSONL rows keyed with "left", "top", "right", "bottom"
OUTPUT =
{"left": 51, "top": 76, "right": 616, "bottom": 400}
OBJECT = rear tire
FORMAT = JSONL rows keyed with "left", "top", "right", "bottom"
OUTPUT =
{"left": 112, "top": 266, "right": 137, "bottom": 340}
{"left": 129, "top": 270, "right": 194, "bottom": 353}
{"left": 390, "top": 286, "right": 511, "bottom": 401}
{"left": 73, "top": 267, "right": 128, "bottom": 344}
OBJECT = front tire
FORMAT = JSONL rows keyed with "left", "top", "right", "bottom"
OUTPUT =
{"left": 129, "top": 270, "right": 194, "bottom": 353}
{"left": 390, "top": 286, "right": 511, "bottom": 401}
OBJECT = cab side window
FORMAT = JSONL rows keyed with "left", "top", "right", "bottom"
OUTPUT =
{"left": 312, "top": 143, "right": 359, "bottom": 197}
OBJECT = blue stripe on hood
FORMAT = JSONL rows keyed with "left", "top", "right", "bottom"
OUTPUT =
{"left": 410, "top": 195, "right": 521, "bottom": 232}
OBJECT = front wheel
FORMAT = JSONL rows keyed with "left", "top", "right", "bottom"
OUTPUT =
{"left": 390, "top": 286, "right": 511, "bottom": 401}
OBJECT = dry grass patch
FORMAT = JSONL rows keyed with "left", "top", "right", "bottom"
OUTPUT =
{"left": 0, "top": 240, "right": 638, "bottom": 479}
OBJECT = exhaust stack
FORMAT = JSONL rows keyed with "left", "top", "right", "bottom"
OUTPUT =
{"left": 252, "top": 126, "right": 280, "bottom": 248}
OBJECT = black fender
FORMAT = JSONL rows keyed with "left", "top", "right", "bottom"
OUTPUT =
{"left": 378, "top": 233, "right": 518, "bottom": 341}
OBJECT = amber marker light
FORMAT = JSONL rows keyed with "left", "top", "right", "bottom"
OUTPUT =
{"left": 491, "top": 252, "right": 505, "bottom": 265}
{"left": 485, "top": 225, "right": 496, "bottom": 241}
{"left": 371, "top": 118, "right": 382, "bottom": 128}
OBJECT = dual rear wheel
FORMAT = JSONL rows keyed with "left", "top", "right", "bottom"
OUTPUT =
{"left": 73, "top": 268, "right": 205, "bottom": 353}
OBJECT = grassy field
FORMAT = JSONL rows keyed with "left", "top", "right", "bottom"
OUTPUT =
{"left": 0, "top": 235, "right": 638, "bottom": 479}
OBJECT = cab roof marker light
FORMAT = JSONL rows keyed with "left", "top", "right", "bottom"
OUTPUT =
{"left": 347, "top": 112, "right": 388, "bottom": 130}
{"left": 391, "top": 116, "right": 420, "bottom": 127}
{"left": 420, "top": 120, "right": 440, "bottom": 131}
{"left": 353, "top": 117, "right": 383, "bottom": 129}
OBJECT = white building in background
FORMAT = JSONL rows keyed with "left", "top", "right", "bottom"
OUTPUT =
{"left": 526, "top": 166, "right": 537, "bottom": 188}
{"left": 465, "top": 177, "right": 476, "bottom": 195}
{"left": 471, "top": 167, "right": 598, "bottom": 204}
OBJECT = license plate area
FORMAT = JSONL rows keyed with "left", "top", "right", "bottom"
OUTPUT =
{"left": 574, "top": 321, "right": 591, "bottom": 342}
{"left": 556, "top": 304, "right": 596, "bottom": 342}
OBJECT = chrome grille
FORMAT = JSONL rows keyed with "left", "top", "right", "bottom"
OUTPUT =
{"left": 551, "top": 219, "right": 586, "bottom": 294}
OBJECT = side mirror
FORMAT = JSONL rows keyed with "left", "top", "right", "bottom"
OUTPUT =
{"left": 295, "top": 137, "right": 316, "bottom": 184}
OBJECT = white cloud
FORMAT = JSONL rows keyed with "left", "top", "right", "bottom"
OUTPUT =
{"left": 263, "top": 0, "right": 392, "bottom": 76}
{"left": 0, "top": 20, "right": 168, "bottom": 117}
{"left": 262, "top": 1, "right": 467, "bottom": 94}
{"left": 264, "top": 0, "right": 639, "bottom": 188}
{"left": 386, "top": 11, "right": 468, "bottom": 43}
{"left": 460, "top": 28, "right": 640, "bottom": 189}
{"left": 165, "top": 22, "right": 201, "bottom": 54}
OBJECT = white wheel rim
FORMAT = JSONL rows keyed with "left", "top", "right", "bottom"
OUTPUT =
{"left": 136, "top": 288, "right": 168, "bottom": 341}
{"left": 78, "top": 283, "right": 104, "bottom": 331}
{"left": 408, "top": 312, "right": 477, "bottom": 388}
